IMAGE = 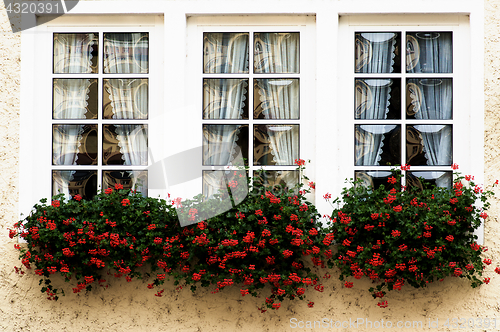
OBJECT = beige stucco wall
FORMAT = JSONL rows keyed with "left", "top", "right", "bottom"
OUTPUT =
{"left": 1, "top": 1, "right": 500, "bottom": 331}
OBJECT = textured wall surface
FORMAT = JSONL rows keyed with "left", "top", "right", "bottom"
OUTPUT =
{"left": 1, "top": 1, "right": 500, "bottom": 331}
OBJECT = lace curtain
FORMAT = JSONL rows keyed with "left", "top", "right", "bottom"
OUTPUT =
{"left": 355, "top": 33, "right": 397, "bottom": 166}
{"left": 354, "top": 32, "right": 453, "bottom": 179}
{"left": 254, "top": 33, "right": 300, "bottom": 166}
{"left": 52, "top": 34, "right": 96, "bottom": 196}
{"left": 202, "top": 33, "right": 249, "bottom": 197}
{"left": 104, "top": 33, "right": 149, "bottom": 191}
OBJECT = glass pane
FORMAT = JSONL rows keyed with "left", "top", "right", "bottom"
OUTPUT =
{"left": 253, "top": 170, "right": 299, "bottom": 194}
{"left": 355, "top": 32, "right": 401, "bottom": 73}
{"left": 103, "top": 33, "right": 149, "bottom": 74}
{"left": 53, "top": 124, "right": 97, "bottom": 165}
{"left": 407, "top": 171, "right": 452, "bottom": 189}
{"left": 203, "top": 32, "right": 249, "bottom": 74}
{"left": 406, "top": 78, "right": 452, "bottom": 120}
{"left": 406, "top": 32, "right": 452, "bottom": 73}
{"left": 355, "top": 171, "right": 394, "bottom": 189}
{"left": 53, "top": 33, "right": 98, "bottom": 74}
{"left": 203, "top": 79, "right": 248, "bottom": 119}
{"left": 254, "top": 32, "right": 299, "bottom": 74}
{"left": 53, "top": 79, "right": 98, "bottom": 119}
{"left": 103, "top": 78, "right": 148, "bottom": 119}
{"left": 355, "top": 125, "right": 400, "bottom": 166}
{"left": 202, "top": 170, "right": 248, "bottom": 199}
{"left": 254, "top": 124, "right": 299, "bottom": 166}
{"left": 52, "top": 170, "right": 97, "bottom": 200}
{"left": 407, "top": 125, "right": 452, "bottom": 166}
{"left": 103, "top": 124, "right": 148, "bottom": 165}
{"left": 355, "top": 78, "right": 400, "bottom": 119}
{"left": 203, "top": 125, "right": 248, "bottom": 166}
{"left": 103, "top": 170, "right": 148, "bottom": 196}
{"left": 254, "top": 79, "right": 299, "bottom": 119}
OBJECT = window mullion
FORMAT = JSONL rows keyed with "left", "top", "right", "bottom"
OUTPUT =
{"left": 97, "top": 31, "right": 104, "bottom": 190}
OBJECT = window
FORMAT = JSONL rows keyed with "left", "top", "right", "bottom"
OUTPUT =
{"left": 178, "top": 16, "right": 315, "bottom": 201}
{"left": 338, "top": 16, "right": 472, "bottom": 191}
{"left": 51, "top": 31, "right": 150, "bottom": 199}
{"left": 19, "top": 15, "right": 163, "bottom": 211}
{"left": 201, "top": 31, "right": 301, "bottom": 196}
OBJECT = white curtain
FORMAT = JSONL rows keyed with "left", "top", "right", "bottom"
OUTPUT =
{"left": 52, "top": 34, "right": 96, "bottom": 197}
{"left": 254, "top": 32, "right": 299, "bottom": 73}
{"left": 408, "top": 78, "right": 453, "bottom": 187}
{"left": 202, "top": 34, "right": 249, "bottom": 197}
{"left": 104, "top": 79, "right": 148, "bottom": 119}
{"left": 406, "top": 32, "right": 452, "bottom": 73}
{"left": 355, "top": 125, "right": 396, "bottom": 166}
{"left": 254, "top": 33, "right": 300, "bottom": 166}
{"left": 203, "top": 32, "right": 249, "bottom": 74}
{"left": 114, "top": 125, "right": 148, "bottom": 166}
{"left": 103, "top": 33, "right": 149, "bottom": 187}
{"left": 355, "top": 33, "right": 397, "bottom": 74}
{"left": 354, "top": 33, "right": 397, "bottom": 166}
{"left": 103, "top": 33, "right": 149, "bottom": 74}
{"left": 53, "top": 33, "right": 96, "bottom": 74}
{"left": 355, "top": 79, "right": 392, "bottom": 120}
{"left": 53, "top": 79, "right": 93, "bottom": 119}
{"left": 407, "top": 33, "right": 453, "bottom": 187}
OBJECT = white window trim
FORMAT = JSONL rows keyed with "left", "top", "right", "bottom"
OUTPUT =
{"left": 19, "top": 14, "right": 164, "bottom": 217}
{"left": 335, "top": 14, "right": 484, "bottom": 242}
{"left": 171, "top": 15, "right": 317, "bottom": 202}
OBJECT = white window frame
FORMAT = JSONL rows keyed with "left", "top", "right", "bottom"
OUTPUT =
{"left": 19, "top": 14, "right": 164, "bottom": 216}
{"left": 336, "top": 14, "right": 484, "bottom": 242}
{"left": 171, "top": 15, "right": 317, "bottom": 201}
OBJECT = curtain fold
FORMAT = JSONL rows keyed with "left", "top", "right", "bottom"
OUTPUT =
{"left": 254, "top": 33, "right": 300, "bottom": 169}
{"left": 408, "top": 78, "right": 453, "bottom": 178}
{"left": 103, "top": 33, "right": 149, "bottom": 74}
{"left": 202, "top": 33, "right": 249, "bottom": 197}
{"left": 52, "top": 34, "right": 96, "bottom": 197}
{"left": 354, "top": 33, "right": 397, "bottom": 166}
{"left": 406, "top": 32, "right": 452, "bottom": 74}
{"left": 103, "top": 33, "right": 149, "bottom": 191}
{"left": 355, "top": 33, "right": 397, "bottom": 74}
{"left": 104, "top": 78, "right": 148, "bottom": 119}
